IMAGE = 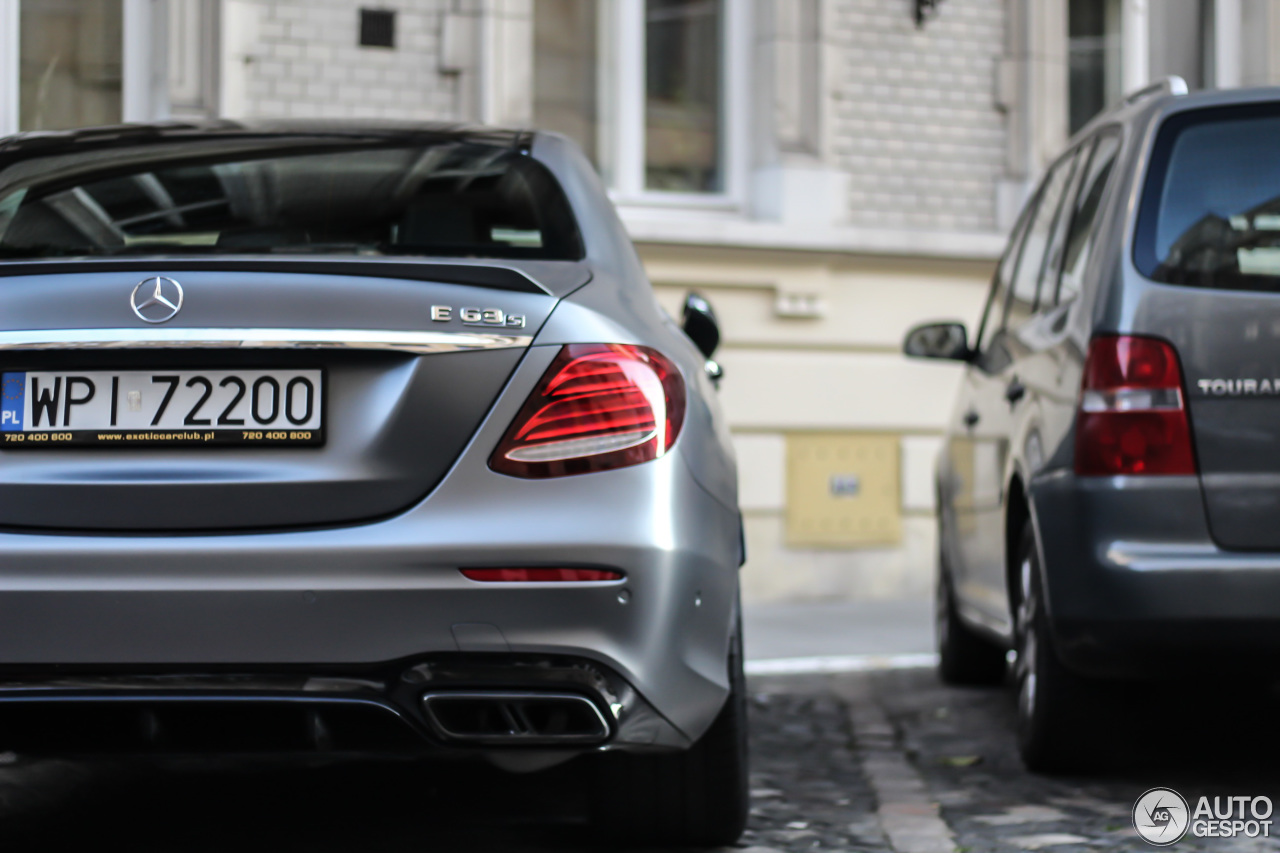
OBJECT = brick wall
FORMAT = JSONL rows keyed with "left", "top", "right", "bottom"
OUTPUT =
{"left": 225, "top": 0, "right": 1008, "bottom": 233}
{"left": 239, "top": 0, "right": 461, "bottom": 121}
{"left": 828, "top": 0, "right": 1006, "bottom": 232}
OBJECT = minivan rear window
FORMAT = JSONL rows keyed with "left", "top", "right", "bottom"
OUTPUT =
{"left": 0, "top": 137, "right": 584, "bottom": 261}
{"left": 1136, "top": 105, "right": 1280, "bottom": 291}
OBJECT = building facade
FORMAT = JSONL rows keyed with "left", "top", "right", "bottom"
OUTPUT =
{"left": 3, "top": 0, "right": 1279, "bottom": 601}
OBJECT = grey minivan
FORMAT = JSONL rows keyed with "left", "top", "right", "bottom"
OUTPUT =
{"left": 906, "top": 78, "right": 1280, "bottom": 770}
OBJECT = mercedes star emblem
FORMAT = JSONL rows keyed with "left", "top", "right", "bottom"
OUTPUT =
{"left": 130, "top": 276, "right": 184, "bottom": 323}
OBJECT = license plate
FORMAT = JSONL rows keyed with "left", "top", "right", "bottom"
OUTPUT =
{"left": 0, "top": 369, "right": 323, "bottom": 447}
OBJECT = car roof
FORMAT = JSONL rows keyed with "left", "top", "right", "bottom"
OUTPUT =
{"left": 0, "top": 119, "right": 533, "bottom": 161}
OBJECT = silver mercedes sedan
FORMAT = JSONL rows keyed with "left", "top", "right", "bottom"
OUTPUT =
{"left": 0, "top": 122, "right": 746, "bottom": 846}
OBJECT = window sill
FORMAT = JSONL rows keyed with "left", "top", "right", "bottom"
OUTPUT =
{"left": 609, "top": 190, "right": 744, "bottom": 215}
{"left": 617, "top": 211, "right": 1007, "bottom": 261}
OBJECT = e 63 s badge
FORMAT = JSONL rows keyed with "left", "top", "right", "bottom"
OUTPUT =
{"left": 430, "top": 305, "right": 526, "bottom": 329}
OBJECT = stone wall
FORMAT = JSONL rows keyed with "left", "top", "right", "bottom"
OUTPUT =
{"left": 230, "top": 0, "right": 462, "bottom": 121}
{"left": 826, "top": 0, "right": 1007, "bottom": 232}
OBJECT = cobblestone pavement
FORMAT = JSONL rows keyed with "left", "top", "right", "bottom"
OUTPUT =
{"left": 2, "top": 668, "right": 1279, "bottom": 852}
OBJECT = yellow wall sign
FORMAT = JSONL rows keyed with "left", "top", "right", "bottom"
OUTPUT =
{"left": 786, "top": 432, "right": 901, "bottom": 547}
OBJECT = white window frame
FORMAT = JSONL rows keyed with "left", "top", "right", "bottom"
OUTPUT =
{"left": 0, "top": 0, "right": 18, "bottom": 137}
{"left": 599, "top": 0, "right": 750, "bottom": 212}
{"left": 0, "top": 0, "right": 165, "bottom": 138}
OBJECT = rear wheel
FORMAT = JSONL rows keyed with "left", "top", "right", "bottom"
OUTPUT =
{"left": 936, "top": 554, "right": 1007, "bottom": 686}
{"left": 1013, "top": 524, "right": 1102, "bottom": 772}
{"left": 590, "top": 616, "right": 748, "bottom": 847}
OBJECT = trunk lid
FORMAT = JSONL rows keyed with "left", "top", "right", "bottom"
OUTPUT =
{"left": 1130, "top": 101, "right": 1280, "bottom": 549}
{"left": 0, "top": 262, "right": 573, "bottom": 531}
{"left": 1140, "top": 287, "right": 1280, "bottom": 550}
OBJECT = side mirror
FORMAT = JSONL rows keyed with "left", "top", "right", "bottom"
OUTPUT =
{"left": 903, "top": 322, "right": 971, "bottom": 361}
{"left": 681, "top": 292, "right": 720, "bottom": 359}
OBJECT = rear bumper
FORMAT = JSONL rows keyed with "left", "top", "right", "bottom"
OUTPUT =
{"left": 0, "top": 654, "right": 683, "bottom": 761}
{"left": 1031, "top": 471, "right": 1280, "bottom": 677}
{"left": 0, "top": 446, "right": 741, "bottom": 750}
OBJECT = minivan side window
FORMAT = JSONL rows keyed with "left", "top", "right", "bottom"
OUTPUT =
{"left": 1058, "top": 129, "right": 1122, "bottom": 304}
{"left": 1040, "top": 138, "right": 1096, "bottom": 307}
{"left": 1004, "top": 148, "right": 1081, "bottom": 329}
{"left": 974, "top": 199, "right": 1035, "bottom": 354}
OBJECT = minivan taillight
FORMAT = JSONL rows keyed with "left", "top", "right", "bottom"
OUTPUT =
{"left": 1074, "top": 335, "right": 1196, "bottom": 476}
{"left": 489, "top": 344, "right": 686, "bottom": 478}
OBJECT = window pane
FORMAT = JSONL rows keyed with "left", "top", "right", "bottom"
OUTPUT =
{"left": 976, "top": 207, "right": 1033, "bottom": 353}
{"left": 1136, "top": 107, "right": 1280, "bottom": 291}
{"left": 1039, "top": 141, "right": 1093, "bottom": 307}
{"left": 19, "top": 0, "right": 123, "bottom": 131}
{"left": 1006, "top": 151, "right": 1079, "bottom": 327}
{"left": 0, "top": 138, "right": 585, "bottom": 261}
{"left": 1059, "top": 131, "right": 1121, "bottom": 303}
{"left": 644, "top": 0, "right": 721, "bottom": 193}
{"left": 1068, "top": 0, "right": 1121, "bottom": 134}
{"left": 533, "top": 0, "right": 599, "bottom": 167}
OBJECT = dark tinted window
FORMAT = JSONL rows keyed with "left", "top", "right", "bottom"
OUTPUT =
{"left": 1058, "top": 129, "right": 1121, "bottom": 303}
{"left": 0, "top": 138, "right": 584, "bottom": 261}
{"left": 645, "top": 0, "right": 722, "bottom": 192}
{"left": 1136, "top": 106, "right": 1280, "bottom": 290}
{"left": 976, "top": 206, "right": 1033, "bottom": 353}
{"left": 1040, "top": 140, "right": 1093, "bottom": 308}
{"left": 1005, "top": 147, "right": 1080, "bottom": 327}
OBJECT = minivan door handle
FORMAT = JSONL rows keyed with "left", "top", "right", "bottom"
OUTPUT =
{"left": 1005, "top": 378, "right": 1027, "bottom": 405}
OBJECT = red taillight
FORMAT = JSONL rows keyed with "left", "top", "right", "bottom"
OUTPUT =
{"left": 1075, "top": 335, "right": 1196, "bottom": 476}
{"left": 460, "top": 568, "right": 625, "bottom": 582}
{"left": 489, "top": 344, "right": 686, "bottom": 478}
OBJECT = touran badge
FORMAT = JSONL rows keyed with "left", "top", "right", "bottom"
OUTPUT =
{"left": 1198, "top": 378, "right": 1280, "bottom": 396}
{"left": 131, "top": 276, "right": 184, "bottom": 324}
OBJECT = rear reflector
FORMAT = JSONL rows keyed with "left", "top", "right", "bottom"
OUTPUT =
{"left": 460, "top": 568, "right": 625, "bottom": 582}
{"left": 1075, "top": 335, "right": 1196, "bottom": 476}
{"left": 489, "top": 344, "right": 686, "bottom": 478}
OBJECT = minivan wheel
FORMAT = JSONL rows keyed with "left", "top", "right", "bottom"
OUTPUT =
{"left": 936, "top": 557, "right": 1007, "bottom": 686}
{"left": 589, "top": 616, "right": 749, "bottom": 847}
{"left": 1013, "top": 524, "right": 1099, "bottom": 772}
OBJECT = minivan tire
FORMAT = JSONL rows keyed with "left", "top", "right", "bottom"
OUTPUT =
{"left": 936, "top": 554, "right": 1007, "bottom": 686}
{"left": 1013, "top": 524, "right": 1101, "bottom": 772}
{"left": 589, "top": 615, "right": 749, "bottom": 847}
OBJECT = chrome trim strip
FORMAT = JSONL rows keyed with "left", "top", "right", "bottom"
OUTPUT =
{"left": 0, "top": 328, "right": 533, "bottom": 354}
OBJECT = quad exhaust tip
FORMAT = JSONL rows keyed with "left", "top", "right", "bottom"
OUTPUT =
{"left": 421, "top": 691, "right": 610, "bottom": 745}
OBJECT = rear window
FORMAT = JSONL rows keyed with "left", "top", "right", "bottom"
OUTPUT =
{"left": 0, "top": 136, "right": 584, "bottom": 261}
{"left": 1136, "top": 105, "right": 1280, "bottom": 291}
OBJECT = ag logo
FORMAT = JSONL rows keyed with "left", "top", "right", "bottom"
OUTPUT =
{"left": 1134, "top": 787, "right": 1190, "bottom": 846}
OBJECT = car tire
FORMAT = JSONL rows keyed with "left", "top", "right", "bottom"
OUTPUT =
{"left": 1013, "top": 523, "right": 1101, "bottom": 773}
{"left": 936, "top": 554, "right": 1007, "bottom": 686}
{"left": 589, "top": 615, "right": 749, "bottom": 847}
